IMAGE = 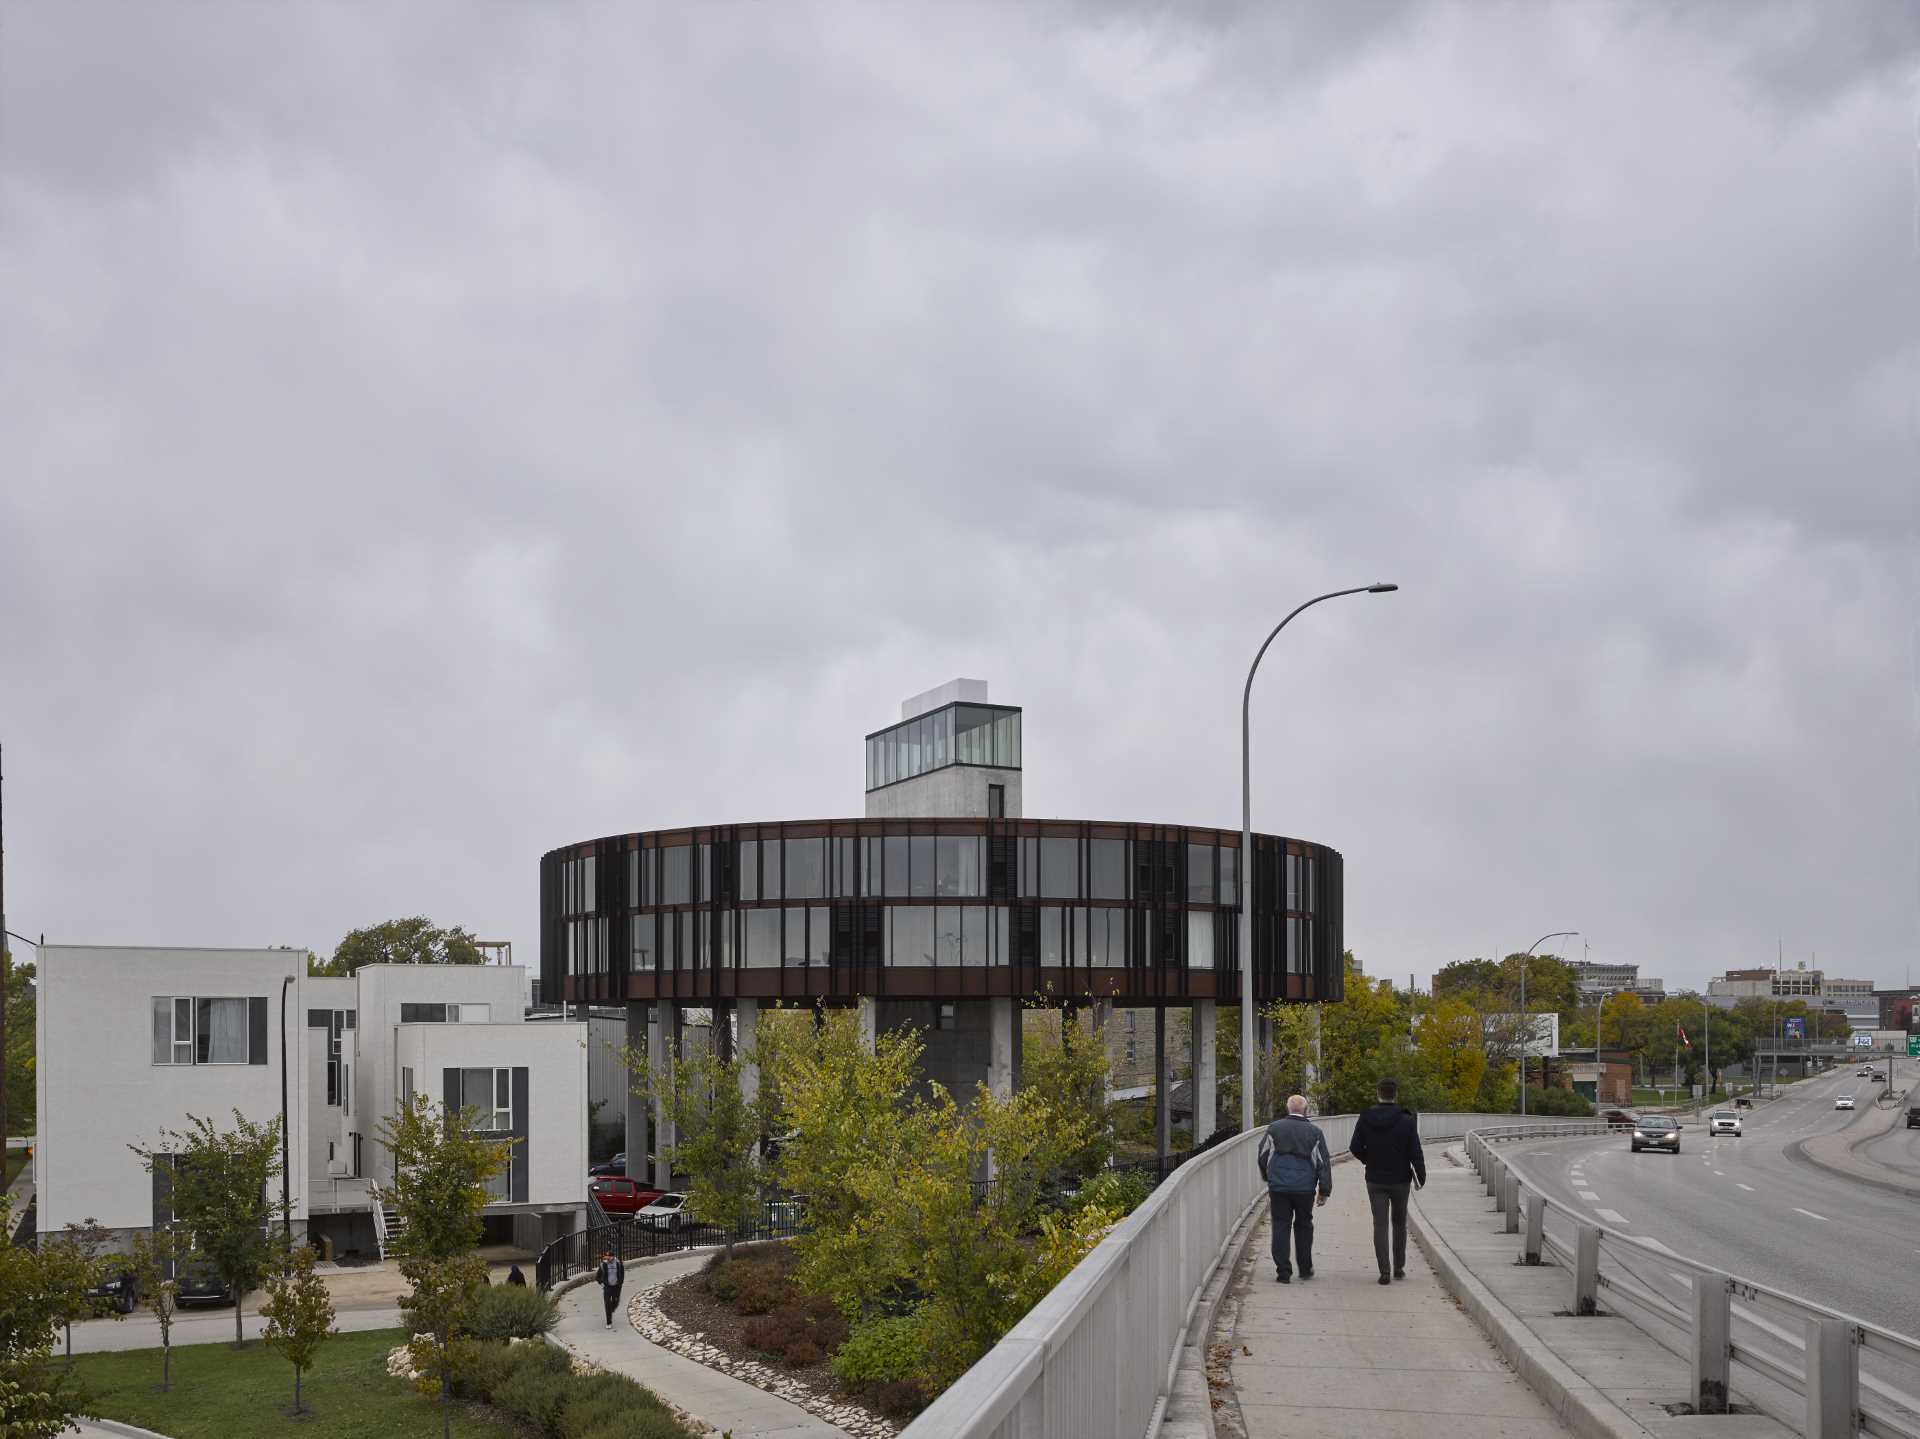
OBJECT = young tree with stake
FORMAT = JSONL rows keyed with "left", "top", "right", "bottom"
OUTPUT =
{"left": 126, "top": 1227, "right": 187, "bottom": 1393}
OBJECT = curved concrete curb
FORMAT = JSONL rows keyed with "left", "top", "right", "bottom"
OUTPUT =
{"left": 1790, "top": 1097, "right": 1920, "bottom": 1198}
{"left": 75, "top": 1420, "right": 174, "bottom": 1439}
{"left": 1409, "top": 1172, "right": 1651, "bottom": 1439}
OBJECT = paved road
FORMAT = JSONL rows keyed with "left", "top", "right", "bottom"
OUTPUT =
{"left": 1858, "top": 1104, "right": 1920, "bottom": 1179}
{"left": 62, "top": 1302, "right": 403, "bottom": 1355}
{"left": 1502, "top": 1067, "right": 1920, "bottom": 1338}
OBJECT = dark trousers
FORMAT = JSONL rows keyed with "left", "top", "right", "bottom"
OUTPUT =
{"left": 602, "top": 1285, "right": 624, "bottom": 1324}
{"left": 1367, "top": 1182, "right": 1411, "bottom": 1276}
{"left": 1269, "top": 1189, "right": 1316, "bottom": 1278}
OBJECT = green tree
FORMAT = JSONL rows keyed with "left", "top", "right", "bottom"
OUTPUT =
{"left": 260, "top": 1245, "right": 337, "bottom": 1415}
{"left": 656, "top": 1046, "right": 767, "bottom": 1257}
{"left": 131, "top": 1111, "right": 290, "bottom": 1349}
{"left": 2, "top": 953, "right": 34, "bottom": 1139}
{"left": 314, "top": 917, "right": 484, "bottom": 976}
{"left": 1018, "top": 1005, "right": 1113, "bottom": 1177}
{"left": 0, "top": 1197, "right": 95, "bottom": 1439}
{"left": 376, "top": 1091, "right": 512, "bottom": 1439}
{"left": 127, "top": 1226, "right": 187, "bottom": 1392}
{"left": 1415, "top": 998, "right": 1488, "bottom": 1111}
{"left": 39, "top": 1219, "right": 117, "bottom": 1366}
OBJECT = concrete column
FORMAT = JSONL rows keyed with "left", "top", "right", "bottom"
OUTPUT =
{"left": 1193, "top": 1000, "right": 1217, "bottom": 1144}
{"left": 623, "top": 1002, "right": 649, "bottom": 1168}
{"left": 989, "top": 997, "right": 1018, "bottom": 1100}
{"left": 651, "top": 1001, "right": 681, "bottom": 1190}
{"left": 1155, "top": 1006, "right": 1170, "bottom": 1167}
{"left": 1092, "top": 1001, "right": 1113, "bottom": 1104}
{"left": 857, "top": 996, "right": 878, "bottom": 1054}
{"left": 737, "top": 999, "right": 760, "bottom": 1110}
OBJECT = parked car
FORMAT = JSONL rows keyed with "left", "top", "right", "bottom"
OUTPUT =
{"left": 1733, "top": 1095, "right": 1754, "bottom": 1108}
{"left": 588, "top": 1152, "right": 626, "bottom": 1178}
{"left": 175, "top": 1264, "right": 234, "bottom": 1308}
{"left": 1707, "top": 1111, "right": 1742, "bottom": 1137}
{"left": 86, "top": 1269, "right": 139, "bottom": 1315}
{"left": 635, "top": 1192, "right": 688, "bottom": 1231}
{"left": 1599, "top": 1109, "right": 1637, "bottom": 1128}
{"left": 1835, "top": 1094, "right": 1856, "bottom": 1111}
{"left": 588, "top": 1177, "right": 663, "bottom": 1215}
{"left": 1630, "top": 1117, "right": 1680, "bottom": 1153}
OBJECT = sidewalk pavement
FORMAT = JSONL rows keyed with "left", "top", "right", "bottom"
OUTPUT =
{"left": 551, "top": 1252, "right": 848, "bottom": 1439}
{"left": 1409, "top": 1144, "right": 1794, "bottom": 1439}
{"left": 1221, "top": 1176, "right": 1575, "bottom": 1439}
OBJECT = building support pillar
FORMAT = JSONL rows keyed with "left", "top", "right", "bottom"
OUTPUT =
{"left": 736, "top": 999, "right": 760, "bottom": 1110}
{"left": 623, "top": 1001, "right": 649, "bottom": 1166}
{"left": 857, "top": 996, "right": 878, "bottom": 1054}
{"left": 1155, "top": 1006, "right": 1171, "bottom": 1168}
{"left": 650, "top": 1001, "right": 681, "bottom": 1190}
{"left": 1092, "top": 1001, "right": 1113, "bottom": 1105}
{"left": 1193, "top": 1000, "right": 1217, "bottom": 1145}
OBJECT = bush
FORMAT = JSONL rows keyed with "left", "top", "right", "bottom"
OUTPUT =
{"left": 831, "top": 1312, "right": 925, "bottom": 1391}
{"left": 556, "top": 1373, "right": 671, "bottom": 1438}
{"left": 742, "top": 1313, "right": 798, "bottom": 1355}
{"left": 871, "top": 1378, "right": 929, "bottom": 1418}
{"left": 709, "top": 1257, "right": 791, "bottom": 1311}
{"left": 1522, "top": 1086, "right": 1594, "bottom": 1117}
{"left": 449, "top": 1338, "right": 515, "bottom": 1401}
{"left": 467, "top": 1283, "right": 562, "bottom": 1340}
{"left": 1070, "top": 1168, "right": 1152, "bottom": 1217}
{"left": 495, "top": 1362, "right": 576, "bottom": 1431}
{"left": 783, "top": 1339, "right": 821, "bottom": 1367}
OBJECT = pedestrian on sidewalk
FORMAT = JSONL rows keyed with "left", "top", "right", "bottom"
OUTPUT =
{"left": 1348, "top": 1077, "right": 1427, "bottom": 1285}
{"left": 595, "top": 1250, "right": 626, "bottom": 1327}
{"left": 1255, "top": 1094, "right": 1332, "bottom": 1283}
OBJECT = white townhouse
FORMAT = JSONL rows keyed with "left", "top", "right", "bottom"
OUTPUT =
{"left": 36, "top": 946, "right": 588, "bottom": 1258}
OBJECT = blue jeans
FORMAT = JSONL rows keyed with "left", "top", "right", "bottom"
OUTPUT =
{"left": 1269, "top": 1190, "right": 1316, "bottom": 1277}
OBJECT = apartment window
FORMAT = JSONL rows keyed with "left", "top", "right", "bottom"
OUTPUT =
{"left": 784, "top": 838, "right": 825, "bottom": 900}
{"left": 459, "top": 1067, "right": 511, "bottom": 1133}
{"left": 400, "top": 1002, "right": 487, "bottom": 1024}
{"left": 152, "top": 996, "right": 265, "bottom": 1065}
{"left": 1187, "top": 911, "right": 1216, "bottom": 970}
{"left": 1186, "top": 844, "right": 1216, "bottom": 904}
{"left": 987, "top": 784, "right": 1005, "bottom": 818}
{"left": 401, "top": 1067, "right": 415, "bottom": 1106}
{"left": 661, "top": 845, "right": 692, "bottom": 905}
{"left": 1090, "top": 840, "right": 1128, "bottom": 900}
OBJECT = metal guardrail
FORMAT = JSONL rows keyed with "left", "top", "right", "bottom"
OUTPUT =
{"left": 901, "top": 1110, "right": 1497, "bottom": 1439}
{"left": 1465, "top": 1123, "right": 1920, "bottom": 1439}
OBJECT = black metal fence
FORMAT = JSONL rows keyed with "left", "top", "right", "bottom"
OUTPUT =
{"left": 535, "top": 1199, "right": 806, "bottom": 1292}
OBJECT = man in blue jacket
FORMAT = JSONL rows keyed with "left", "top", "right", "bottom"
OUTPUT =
{"left": 1255, "top": 1094, "right": 1331, "bottom": 1283}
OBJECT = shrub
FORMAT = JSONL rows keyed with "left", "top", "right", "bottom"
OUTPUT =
{"left": 556, "top": 1372, "right": 677, "bottom": 1439}
{"left": 783, "top": 1339, "right": 822, "bottom": 1367}
{"left": 495, "top": 1362, "right": 575, "bottom": 1431}
{"left": 449, "top": 1338, "right": 516, "bottom": 1401}
{"left": 1522, "top": 1086, "right": 1594, "bottom": 1117}
{"left": 871, "top": 1378, "right": 929, "bottom": 1418}
{"left": 831, "top": 1312, "right": 925, "bottom": 1391}
{"left": 1070, "top": 1168, "right": 1152, "bottom": 1217}
{"left": 734, "top": 1268, "right": 794, "bottom": 1315}
{"left": 467, "top": 1283, "right": 562, "bottom": 1340}
{"left": 742, "top": 1313, "right": 798, "bottom": 1355}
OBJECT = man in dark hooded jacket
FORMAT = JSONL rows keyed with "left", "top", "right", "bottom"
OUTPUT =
{"left": 1255, "top": 1094, "right": 1331, "bottom": 1283}
{"left": 1348, "top": 1077, "right": 1426, "bottom": 1284}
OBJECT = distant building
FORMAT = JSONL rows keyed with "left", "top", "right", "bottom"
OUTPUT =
{"left": 1706, "top": 965, "right": 1880, "bottom": 1032}
{"left": 1568, "top": 959, "right": 1665, "bottom": 1005}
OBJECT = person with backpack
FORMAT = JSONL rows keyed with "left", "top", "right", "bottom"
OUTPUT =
{"left": 1255, "top": 1094, "right": 1332, "bottom": 1283}
{"left": 1348, "top": 1077, "right": 1427, "bottom": 1285}
{"left": 595, "top": 1250, "right": 626, "bottom": 1326}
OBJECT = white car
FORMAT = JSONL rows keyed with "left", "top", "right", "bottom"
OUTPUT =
{"left": 1708, "top": 1111, "right": 1742, "bottom": 1137}
{"left": 635, "top": 1192, "right": 688, "bottom": 1230}
{"left": 1835, "top": 1094, "right": 1856, "bottom": 1111}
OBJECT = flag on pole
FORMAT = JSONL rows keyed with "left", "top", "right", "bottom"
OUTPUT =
{"left": 1677, "top": 1025, "right": 1691, "bottom": 1048}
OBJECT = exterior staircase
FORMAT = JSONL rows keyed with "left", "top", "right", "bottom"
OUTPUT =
{"left": 373, "top": 1204, "right": 404, "bottom": 1261}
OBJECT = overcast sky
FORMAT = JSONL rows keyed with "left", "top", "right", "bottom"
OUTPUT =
{"left": 2, "top": 2, "right": 1915, "bottom": 995}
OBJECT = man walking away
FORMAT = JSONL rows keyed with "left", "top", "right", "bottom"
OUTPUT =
{"left": 1349, "top": 1077, "right": 1427, "bottom": 1285}
{"left": 1255, "top": 1094, "right": 1332, "bottom": 1283}
{"left": 595, "top": 1250, "right": 626, "bottom": 1327}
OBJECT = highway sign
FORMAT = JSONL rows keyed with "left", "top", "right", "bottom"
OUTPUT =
{"left": 1910, "top": 1035, "right": 1919, "bottom": 1058}
{"left": 1853, "top": 1032, "right": 1872, "bottom": 1048}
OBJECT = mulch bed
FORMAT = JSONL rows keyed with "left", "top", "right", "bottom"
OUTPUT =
{"left": 652, "top": 1260, "right": 901, "bottom": 1433}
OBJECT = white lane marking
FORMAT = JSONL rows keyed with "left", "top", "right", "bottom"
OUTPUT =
{"left": 1713, "top": 1170, "right": 1726, "bottom": 1176}
{"left": 1595, "top": 1208, "right": 1630, "bottom": 1225}
{"left": 1792, "top": 1207, "right": 1829, "bottom": 1222}
{"left": 1577, "top": 1190, "right": 1600, "bottom": 1200}
{"left": 1736, "top": 1183, "right": 1755, "bottom": 1192}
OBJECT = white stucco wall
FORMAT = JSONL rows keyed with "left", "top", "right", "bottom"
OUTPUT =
{"left": 864, "top": 765, "right": 1022, "bottom": 819}
{"left": 392, "top": 1020, "right": 588, "bottom": 1207}
{"left": 36, "top": 946, "right": 311, "bottom": 1235}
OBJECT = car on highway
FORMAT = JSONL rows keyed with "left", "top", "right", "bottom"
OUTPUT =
{"left": 635, "top": 1192, "right": 689, "bottom": 1231}
{"left": 588, "top": 1177, "right": 663, "bottom": 1215}
{"left": 1835, "top": 1094, "right": 1855, "bottom": 1111}
{"left": 1708, "top": 1111, "right": 1742, "bottom": 1137}
{"left": 1908, "top": 1102, "right": 1919, "bottom": 1130}
{"left": 1733, "top": 1095, "right": 1754, "bottom": 1108}
{"left": 1630, "top": 1116, "right": 1681, "bottom": 1153}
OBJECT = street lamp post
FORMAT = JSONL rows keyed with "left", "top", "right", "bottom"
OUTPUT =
{"left": 1517, "top": 930, "right": 1577, "bottom": 1117}
{"left": 1238, "top": 582, "right": 1398, "bottom": 1133}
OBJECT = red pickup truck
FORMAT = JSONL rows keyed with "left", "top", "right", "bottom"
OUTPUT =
{"left": 588, "top": 1177, "right": 663, "bottom": 1215}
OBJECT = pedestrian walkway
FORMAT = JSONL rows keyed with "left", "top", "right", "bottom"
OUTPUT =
{"left": 551, "top": 1252, "right": 848, "bottom": 1438}
{"left": 1222, "top": 1179, "right": 1574, "bottom": 1439}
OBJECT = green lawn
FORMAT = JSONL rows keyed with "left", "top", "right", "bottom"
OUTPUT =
{"left": 71, "top": 1328, "right": 522, "bottom": 1439}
